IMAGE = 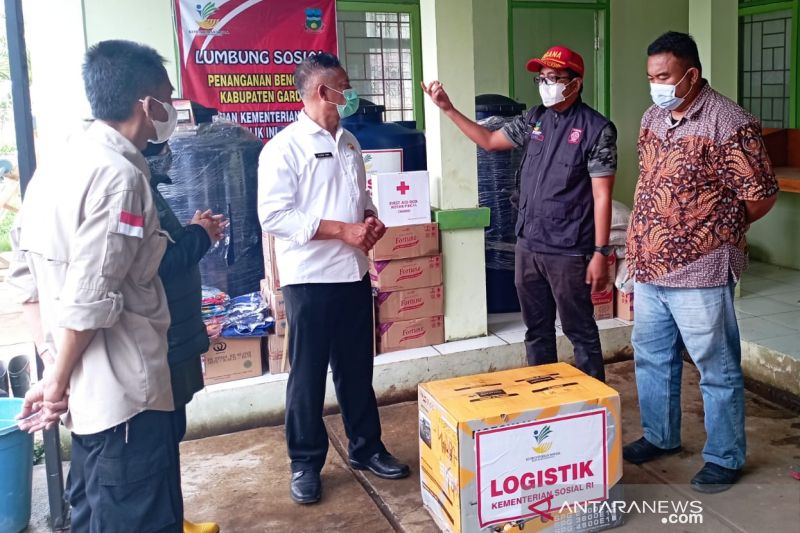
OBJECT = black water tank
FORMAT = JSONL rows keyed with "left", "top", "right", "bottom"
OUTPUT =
{"left": 476, "top": 94, "right": 526, "bottom": 313}
{"left": 163, "top": 122, "right": 264, "bottom": 297}
{"left": 342, "top": 99, "right": 427, "bottom": 171}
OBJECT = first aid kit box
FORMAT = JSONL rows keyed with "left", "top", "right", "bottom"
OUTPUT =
{"left": 419, "top": 363, "right": 623, "bottom": 533}
{"left": 369, "top": 170, "right": 432, "bottom": 227}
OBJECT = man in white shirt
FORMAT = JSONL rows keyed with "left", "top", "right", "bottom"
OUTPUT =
{"left": 259, "top": 52, "right": 410, "bottom": 505}
{"left": 9, "top": 41, "right": 183, "bottom": 531}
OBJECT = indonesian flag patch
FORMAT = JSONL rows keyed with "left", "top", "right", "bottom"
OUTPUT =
{"left": 117, "top": 211, "right": 144, "bottom": 238}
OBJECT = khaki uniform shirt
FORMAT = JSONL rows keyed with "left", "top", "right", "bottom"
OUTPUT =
{"left": 8, "top": 121, "right": 174, "bottom": 435}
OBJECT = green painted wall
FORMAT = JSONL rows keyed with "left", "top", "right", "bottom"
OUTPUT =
{"left": 748, "top": 194, "right": 800, "bottom": 268}
{"left": 689, "top": 0, "right": 738, "bottom": 100}
{"left": 483, "top": 0, "right": 690, "bottom": 206}
{"left": 609, "top": 0, "right": 690, "bottom": 205}
{"left": 473, "top": 0, "right": 509, "bottom": 96}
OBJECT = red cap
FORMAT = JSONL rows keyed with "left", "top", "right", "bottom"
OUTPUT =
{"left": 526, "top": 46, "right": 585, "bottom": 77}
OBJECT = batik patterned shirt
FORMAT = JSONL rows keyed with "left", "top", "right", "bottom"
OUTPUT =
{"left": 626, "top": 82, "right": 778, "bottom": 287}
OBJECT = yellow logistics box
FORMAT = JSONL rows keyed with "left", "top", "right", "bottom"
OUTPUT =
{"left": 418, "top": 363, "right": 623, "bottom": 533}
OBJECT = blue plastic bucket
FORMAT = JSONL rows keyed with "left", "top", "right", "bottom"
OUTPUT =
{"left": 0, "top": 398, "right": 33, "bottom": 533}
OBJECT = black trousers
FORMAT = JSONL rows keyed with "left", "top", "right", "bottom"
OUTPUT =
{"left": 282, "top": 276, "right": 384, "bottom": 473}
{"left": 514, "top": 245, "right": 606, "bottom": 381}
{"left": 68, "top": 410, "right": 183, "bottom": 533}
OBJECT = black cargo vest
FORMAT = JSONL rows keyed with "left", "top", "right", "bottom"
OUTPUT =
{"left": 514, "top": 100, "right": 610, "bottom": 255}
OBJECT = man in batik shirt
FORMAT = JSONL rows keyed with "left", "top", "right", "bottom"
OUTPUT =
{"left": 624, "top": 31, "right": 778, "bottom": 493}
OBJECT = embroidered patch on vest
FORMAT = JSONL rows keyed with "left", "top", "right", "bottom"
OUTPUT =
{"left": 567, "top": 128, "right": 582, "bottom": 144}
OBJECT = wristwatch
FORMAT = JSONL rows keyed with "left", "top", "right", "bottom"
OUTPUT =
{"left": 594, "top": 246, "right": 613, "bottom": 257}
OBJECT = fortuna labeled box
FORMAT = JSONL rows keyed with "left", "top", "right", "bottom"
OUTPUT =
{"left": 375, "top": 285, "right": 444, "bottom": 322}
{"left": 616, "top": 290, "right": 633, "bottom": 322}
{"left": 267, "top": 334, "right": 290, "bottom": 374}
{"left": 369, "top": 170, "right": 432, "bottom": 227}
{"left": 370, "top": 255, "right": 443, "bottom": 292}
{"left": 419, "top": 363, "right": 623, "bottom": 533}
{"left": 369, "top": 223, "right": 440, "bottom": 261}
{"left": 592, "top": 255, "right": 617, "bottom": 321}
{"left": 378, "top": 315, "right": 444, "bottom": 353}
{"left": 262, "top": 232, "right": 280, "bottom": 291}
{"left": 201, "top": 337, "right": 264, "bottom": 386}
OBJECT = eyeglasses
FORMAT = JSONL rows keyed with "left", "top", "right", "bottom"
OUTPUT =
{"left": 534, "top": 75, "right": 573, "bottom": 86}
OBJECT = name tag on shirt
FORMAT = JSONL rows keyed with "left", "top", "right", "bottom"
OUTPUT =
{"left": 315, "top": 152, "right": 333, "bottom": 159}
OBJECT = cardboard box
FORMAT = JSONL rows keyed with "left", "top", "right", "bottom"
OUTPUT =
{"left": 592, "top": 255, "right": 617, "bottom": 321}
{"left": 375, "top": 285, "right": 444, "bottom": 322}
{"left": 267, "top": 334, "right": 290, "bottom": 374}
{"left": 263, "top": 285, "right": 285, "bottom": 320}
{"left": 201, "top": 337, "right": 264, "bottom": 385}
{"left": 369, "top": 170, "right": 432, "bottom": 227}
{"left": 370, "top": 255, "right": 443, "bottom": 292}
{"left": 419, "top": 363, "right": 623, "bottom": 533}
{"left": 370, "top": 223, "right": 440, "bottom": 261}
{"left": 262, "top": 233, "right": 281, "bottom": 291}
{"left": 378, "top": 315, "right": 444, "bottom": 353}
{"left": 273, "top": 316, "right": 288, "bottom": 336}
{"left": 616, "top": 289, "right": 633, "bottom": 321}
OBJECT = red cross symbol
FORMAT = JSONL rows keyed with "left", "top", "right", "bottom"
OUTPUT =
{"left": 396, "top": 181, "right": 410, "bottom": 195}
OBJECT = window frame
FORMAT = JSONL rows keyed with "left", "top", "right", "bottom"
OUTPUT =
{"left": 337, "top": 1, "right": 424, "bottom": 128}
{"left": 738, "top": 0, "right": 800, "bottom": 127}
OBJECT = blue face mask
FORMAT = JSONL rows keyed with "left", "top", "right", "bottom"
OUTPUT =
{"left": 324, "top": 86, "right": 360, "bottom": 118}
{"left": 650, "top": 69, "right": 694, "bottom": 111}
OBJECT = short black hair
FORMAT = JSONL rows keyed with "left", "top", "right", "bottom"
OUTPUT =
{"left": 647, "top": 31, "right": 702, "bottom": 73}
{"left": 294, "top": 52, "right": 342, "bottom": 98}
{"left": 566, "top": 69, "right": 584, "bottom": 95}
{"left": 83, "top": 40, "right": 169, "bottom": 122}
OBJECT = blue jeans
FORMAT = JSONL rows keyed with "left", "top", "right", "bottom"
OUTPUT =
{"left": 632, "top": 281, "right": 746, "bottom": 470}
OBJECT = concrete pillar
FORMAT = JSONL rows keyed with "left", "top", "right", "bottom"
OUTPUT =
{"left": 689, "top": 0, "right": 738, "bottom": 99}
{"left": 420, "top": 0, "right": 488, "bottom": 340}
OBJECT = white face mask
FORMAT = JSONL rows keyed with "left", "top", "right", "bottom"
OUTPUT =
{"left": 650, "top": 69, "right": 694, "bottom": 111}
{"left": 141, "top": 97, "right": 178, "bottom": 143}
{"left": 539, "top": 81, "right": 569, "bottom": 107}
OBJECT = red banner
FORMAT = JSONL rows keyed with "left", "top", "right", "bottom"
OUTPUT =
{"left": 174, "top": 0, "right": 337, "bottom": 141}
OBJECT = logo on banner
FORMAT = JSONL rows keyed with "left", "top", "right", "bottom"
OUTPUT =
{"left": 532, "top": 425, "right": 553, "bottom": 454}
{"left": 475, "top": 409, "right": 608, "bottom": 529}
{"left": 196, "top": 2, "right": 220, "bottom": 30}
{"left": 305, "top": 8, "right": 324, "bottom": 31}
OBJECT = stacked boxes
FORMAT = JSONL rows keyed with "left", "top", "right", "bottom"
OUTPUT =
{"left": 261, "top": 233, "right": 289, "bottom": 374}
{"left": 419, "top": 363, "right": 624, "bottom": 533}
{"left": 615, "top": 290, "right": 634, "bottom": 321}
{"left": 371, "top": 224, "right": 444, "bottom": 353}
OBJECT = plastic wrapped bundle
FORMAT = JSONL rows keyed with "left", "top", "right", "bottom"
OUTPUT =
{"left": 222, "top": 292, "right": 274, "bottom": 337}
{"left": 478, "top": 115, "right": 524, "bottom": 272}
{"left": 163, "top": 121, "right": 264, "bottom": 297}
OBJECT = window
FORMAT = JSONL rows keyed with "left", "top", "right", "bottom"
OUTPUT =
{"left": 337, "top": 8, "right": 419, "bottom": 123}
{"left": 739, "top": 9, "right": 792, "bottom": 127}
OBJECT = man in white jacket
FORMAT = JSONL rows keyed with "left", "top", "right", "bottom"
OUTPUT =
{"left": 259, "top": 52, "right": 410, "bottom": 505}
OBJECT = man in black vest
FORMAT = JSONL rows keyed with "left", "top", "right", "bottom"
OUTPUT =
{"left": 422, "top": 46, "right": 616, "bottom": 381}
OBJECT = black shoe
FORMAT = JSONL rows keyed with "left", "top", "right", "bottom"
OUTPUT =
{"left": 690, "top": 463, "right": 742, "bottom": 494}
{"left": 350, "top": 452, "right": 410, "bottom": 480}
{"left": 623, "top": 437, "right": 682, "bottom": 464}
{"left": 8, "top": 355, "right": 31, "bottom": 398}
{"left": 290, "top": 470, "right": 321, "bottom": 504}
{"left": 0, "top": 361, "right": 8, "bottom": 398}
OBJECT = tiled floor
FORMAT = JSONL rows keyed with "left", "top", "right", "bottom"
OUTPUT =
{"left": 485, "top": 311, "right": 631, "bottom": 346}
{"left": 738, "top": 260, "right": 800, "bottom": 359}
